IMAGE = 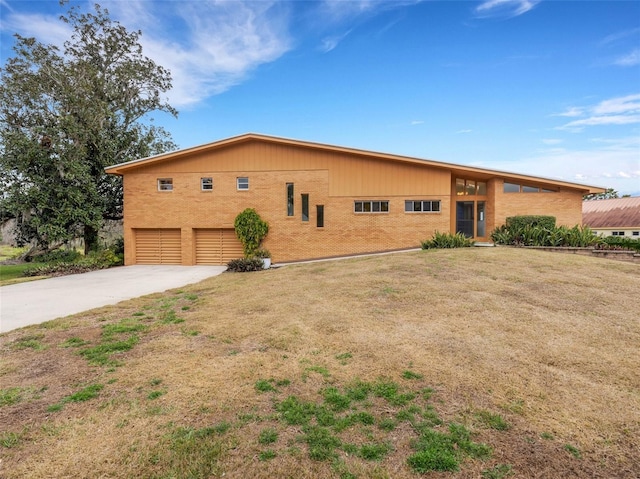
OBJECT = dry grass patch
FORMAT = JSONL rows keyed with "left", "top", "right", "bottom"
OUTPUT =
{"left": 0, "top": 248, "right": 638, "bottom": 478}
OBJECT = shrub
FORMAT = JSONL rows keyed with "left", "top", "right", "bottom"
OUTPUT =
{"left": 234, "top": 208, "right": 269, "bottom": 258}
{"left": 597, "top": 236, "right": 640, "bottom": 252}
{"left": 22, "top": 248, "right": 123, "bottom": 277}
{"left": 226, "top": 258, "right": 264, "bottom": 273}
{"left": 421, "top": 231, "right": 474, "bottom": 249}
{"left": 506, "top": 215, "right": 556, "bottom": 231}
{"left": 491, "top": 222, "right": 600, "bottom": 248}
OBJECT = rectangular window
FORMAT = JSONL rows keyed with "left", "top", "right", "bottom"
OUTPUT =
{"left": 317, "top": 205, "right": 324, "bottom": 228}
{"left": 465, "top": 180, "right": 476, "bottom": 196}
{"left": 405, "top": 200, "right": 441, "bottom": 213}
{"left": 632, "top": 231, "right": 639, "bottom": 236}
{"left": 522, "top": 185, "right": 540, "bottom": 193}
{"left": 476, "top": 181, "right": 487, "bottom": 195}
{"left": 286, "top": 183, "right": 294, "bottom": 216}
{"left": 158, "top": 178, "right": 173, "bottom": 191}
{"left": 237, "top": 177, "right": 249, "bottom": 190}
{"left": 542, "top": 188, "right": 556, "bottom": 193}
{"left": 201, "top": 177, "right": 213, "bottom": 191}
{"left": 612, "top": 231, "right": 625, "bottom": 236}
{"left": 354, "top": 200, "right": 389, "bottom": 213}
{"left": 456, "top": 178, "right": 465, "bottom": 196}
{"left": 301, "top": 194, "right": 309, "bottom": 222}
{"left": 503, "top": 182, "right": 520, "bottom": 193}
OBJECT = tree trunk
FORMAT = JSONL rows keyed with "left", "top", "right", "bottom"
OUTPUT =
{"left": 84, "top": 225, "right": 99, "bottom": 255}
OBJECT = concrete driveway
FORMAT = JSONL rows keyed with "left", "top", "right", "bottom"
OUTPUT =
{"left": 0, "top": 265, "right": 226, "bottom": 334}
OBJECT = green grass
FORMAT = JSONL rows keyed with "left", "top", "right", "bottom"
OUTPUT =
{"left": 255, "top": 379, "right": 277, "bottom": 393}
{"left": 0, "top": 387, "right": 23, "bottom": 407}
{"left": 564, "top": 443, "right": 582, "bottom": 459}
{"left": 10, "top": 334, "right": 47, "bottom": 351}
{"left": 0, "top": 431, "right": 22, "bottom": 448}
{"left": 78, "top": 335, "right": 139, "bottom": 366}
{"left": 258, "top": 428, "right": 278, "bottom": 445}
{"left": 482, "top": 463, "right": 514, "bottom": 478}
{"left": 48, "top": 384, "right": 104, "bottom": 412}
{"left": 474, "top": 410, "right": 510, "bottom": 431}
{"left": 258, "top": 449, "right": 277, "bottom": 461}
{"left": 60, "top": 337, "right": 89, "bottom": 348}
{"left": 0, "top": 262, "right": 47, "bottom": 285}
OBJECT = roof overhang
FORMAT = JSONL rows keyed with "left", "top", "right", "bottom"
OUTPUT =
{"left": 105, "top": 133, "right": 606, "bottom": 194}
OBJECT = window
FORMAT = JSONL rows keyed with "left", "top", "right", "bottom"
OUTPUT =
{"left": 522, "top": 185, "right": 540, "bottom": 193}
{"left": 317, "top": 205, "right": 324, "bottom": 228}
{"left": 633, "top": 231, "right": 639, "bottom": 236}
{"left": 503, "top": 182, "right": 520, "bottom": 193}
{"left": 286, "top": 183, "right": 294, "bottom": 216}
{"left": 301, "top": 194, "right": 309, "bottom": 222}
{"left": 612, "top": 231, "right": 625, "bottom": 236}
{"left": 237, "top": 177, "right": 249, "bottom": 190}
{"left": 158, "top": 178, "right": 173, "bottom": 191}
{"left": 354, "top": 200, "right": 389, "bottom": 213}
{"left": 542, "top": 188, "right": 556, "bottom": 193}
{"left": 201, "top": 177, "right": 213, "bottom": 191}
{"left": 456, "top": 178, "right": 486, "bottom": 196}
{"left": 404, "top": 200, "right": 441, "bottom": 213}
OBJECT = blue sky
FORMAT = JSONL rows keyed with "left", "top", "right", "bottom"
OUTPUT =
{"left": 1, "top": 0, "right": 639, "bottom": 195}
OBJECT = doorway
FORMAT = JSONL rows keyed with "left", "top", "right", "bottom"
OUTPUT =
{"left": 456, "top": 202, "right": 474, "bottom": 238}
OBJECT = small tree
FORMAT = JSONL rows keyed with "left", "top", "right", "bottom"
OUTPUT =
{"left": 234, "top": 208, "right": 269, "bottom": 258}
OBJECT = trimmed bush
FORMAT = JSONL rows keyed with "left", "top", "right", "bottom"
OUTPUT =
{"left": 506, "top": 215, "right": 556, "bottom": 231}
{"left": 421, "top": 232, "right": 474, "bottom": 249}
{"left": 226, "top": 258, "right": 264, "bottom": 273}
{"left": 491, "top": 222, "right": 600, "bottom": 248}
{"left": 234, "top": 208, "right": 269, "bottom": 258}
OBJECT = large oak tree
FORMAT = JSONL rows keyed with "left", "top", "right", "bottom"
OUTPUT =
{"left": 0, "top": 3, "right": 177, "bottom": 255}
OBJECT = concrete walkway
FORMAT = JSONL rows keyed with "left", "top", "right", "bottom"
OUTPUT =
{"left": 0, "top": 265, "right": 226, "bottom": 334}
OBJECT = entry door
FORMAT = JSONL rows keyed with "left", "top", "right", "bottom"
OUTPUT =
{"left": 456, "top": 201, "right": 474, "bottom": 238}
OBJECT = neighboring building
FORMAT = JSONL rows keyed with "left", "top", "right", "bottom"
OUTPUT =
{"left": 582, "top": 197, "right": 640, "bottom": 238}
{"left": 105, "top": 133, "right": 604, "bottom": 265}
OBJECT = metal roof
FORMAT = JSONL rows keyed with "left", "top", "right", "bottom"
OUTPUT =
{"left": 582, "top": 197, "right": 640, "bottom": 228}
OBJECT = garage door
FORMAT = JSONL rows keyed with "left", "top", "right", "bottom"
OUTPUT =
{"left": 195, "top": 229, "right": 244, "bottom": 265}
{"left": 134, "top": 229, "right": 181, "bottom": 264}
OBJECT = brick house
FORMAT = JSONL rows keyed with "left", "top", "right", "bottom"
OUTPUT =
{"left": 105, "top": 133, "right": 604, "bottom": 265}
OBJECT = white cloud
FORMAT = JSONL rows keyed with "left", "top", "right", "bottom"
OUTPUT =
{"left": 320, "top": 30, "right": 352, "bottom": 53}
{"left": 553, "top": 106, "right": 584, "bottom": 118}
{"left": 1, "top": 1, "right": 293, "bottom": 108}
{"left": 541, "top": 139, "right": 563, "bottom": 145}
{"left": 411, "top": 120, "right": 425, "bottom": 125}
{"left": 593, "top": 93, "right": 640, "bottom": 115}
{"left": 475, "top": 0, "right": 541, "bottom": 18}
{"left": 486, "top": 137, "right": 640, "bottom": 194}
{"left": 614, "top": 49, "right": 640, "bottom": 66}
{"left": 556, "top": 94, "right": 640, "bottom": 131}
{"left": 456, "top": 129, "right": 472, "bottom": 134}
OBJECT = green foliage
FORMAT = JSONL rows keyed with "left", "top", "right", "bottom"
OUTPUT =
{"left": 255, "top": 379, "right": 277, "bottom": 393}
{"left": 598, "top": 236, "right": 640, "bottom": 252}
{"left": 402, "top": 370, "right": 424, "bottom": 380}
{"left": 491, "top": 220, "right": 600, "bottom": 248}
{"left": 583, "top": 188, "right": 619, "bottom": 201}
{"left": 226, "top": 257, "right": 264, "bottom": 273}
{"left": 234, "top": 208, "right": 269, "bottom": 258}
{"left": 421, "top": 231, "right": 474, "bottom": 249}
{"left": 0, "top": 3, "right": 177, "bottom": 253}
{"left": 22, "top": 248, "right": 123, "bottom": 277}
{"left": 60, "top": 337, "right": 88, "bottom": 348}
{"left": 506, "top": 215, "right": 556, "bottom": 231}
{"left": 258, "top": 449, "right": 277, "bottom": 461}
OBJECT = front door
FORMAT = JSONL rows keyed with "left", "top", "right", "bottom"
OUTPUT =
{"left": 456, "top": 201, "right": 474, "bottom": 238}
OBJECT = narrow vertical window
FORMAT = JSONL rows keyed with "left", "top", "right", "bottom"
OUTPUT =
{"left": 286, "top": 183, "right": 294, "bottom": 216}
{"left": 316, "top": 205, "right": 324, "bottom": 228}
{"left": 301, "top": 194, "right": 309, "bottom": 222}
